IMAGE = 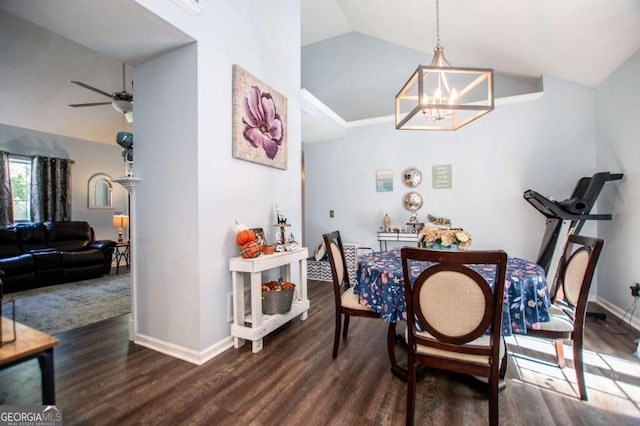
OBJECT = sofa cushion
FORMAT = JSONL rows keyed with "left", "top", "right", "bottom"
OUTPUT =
{"left": 45, "top": 221, "right": 91, "bottom": 251}
{"left": 15, "top": 222, "right": 48, "bottom": 252}
{"left": 32, "top": 250, "right": 63, "bottom": 270}
{"left": 0, "top": 253, "right": 35, "bottom": 274}
{"left": 2, "top": 272, "right": 38, "bottom": 293}
{"left": 0, "top": 228, "right": 21, "bottom": 258}
{"left": 62, "top": 249, "right": 105, "bottom": 268}
{"left": 62, "top": 264, "right": 104, "bottom": 282}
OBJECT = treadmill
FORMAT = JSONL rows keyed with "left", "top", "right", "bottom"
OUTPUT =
{"left": 524, "top": 172, "right": 623, "bottom": 319}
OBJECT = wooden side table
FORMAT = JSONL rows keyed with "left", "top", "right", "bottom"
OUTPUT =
{"left": 229, "top": 247, "right": 309, "bottom": 353}
{"left": 0, "top": 319, "right": 60, "bottom": 404}
{"left": 114, "top": 241, "right": 130, "bottom": 274}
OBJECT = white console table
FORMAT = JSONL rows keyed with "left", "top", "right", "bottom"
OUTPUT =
{"left": 376, "top": 232, "right": 419, "bottom": 251}
{"left": 229, "top": 247, "right": 310, "bottom": 353}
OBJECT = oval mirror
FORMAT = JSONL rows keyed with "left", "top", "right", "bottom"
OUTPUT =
{"left": 402, "top": 191, "right": 423, "bottom": 212}
{"left": 402, "top": 168, "right": 422, "bottom": 187}
{"left": 88, "top": 173, "right": 113, "bottom": 210}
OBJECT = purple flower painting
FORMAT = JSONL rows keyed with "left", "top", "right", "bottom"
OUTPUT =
{"left": 232, "top": 65, "right": 287, "bottom": 169}
{"left": 242, "top": 86, "right": 284, "bottom": 160}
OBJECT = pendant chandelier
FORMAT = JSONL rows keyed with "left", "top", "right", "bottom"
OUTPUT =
{"left": 395, "top": 0, "right": 494, "bottom": 131}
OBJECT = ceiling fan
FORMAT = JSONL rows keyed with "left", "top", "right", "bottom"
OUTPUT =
{"left": 69, "top": 63, "right": 133, "bottom": 122}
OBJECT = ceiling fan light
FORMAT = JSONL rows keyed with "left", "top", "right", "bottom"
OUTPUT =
{"left": 124, "top": 111, "right": 133, "bottom": 123}
{"left": 112, "top": 100, "right": 133, "bottom": 114}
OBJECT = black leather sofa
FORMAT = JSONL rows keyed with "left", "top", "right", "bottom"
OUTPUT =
{"left": 0, "top": 221, "right": 116, "bottom": 293}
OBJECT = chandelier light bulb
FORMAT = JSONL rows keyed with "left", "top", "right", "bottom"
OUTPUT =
{"left": 434, "top": 87, "right": 443, "bottom": 103}
{"left": 450, "top": 88, "right": 458, "bottom": 104}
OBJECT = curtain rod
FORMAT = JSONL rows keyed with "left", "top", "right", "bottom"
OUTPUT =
{"left": 7, "top": 153, "right": 75, "bottom": 164}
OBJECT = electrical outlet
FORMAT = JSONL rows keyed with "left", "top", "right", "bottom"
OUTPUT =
{"left": 227, "top": 292, "right": 233, "bottom": 322}
{"left": 631, "top": 283, "right": 640, "bottom": 297}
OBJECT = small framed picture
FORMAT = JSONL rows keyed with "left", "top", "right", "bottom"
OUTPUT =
{"left": 376, "top": 169, "right": 393, "bottom": 192}
{"left": 252, "top": 228, "right": 266, "bottom": 245}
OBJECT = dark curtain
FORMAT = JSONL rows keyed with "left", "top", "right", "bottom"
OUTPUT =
{"left": 0, "top": 151, "right": 13, "bottom": 226}
{"left": 31, "top": 156, "right": 72, "bottom": 222}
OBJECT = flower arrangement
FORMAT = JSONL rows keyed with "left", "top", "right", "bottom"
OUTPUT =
{"left": 418, "top": 226, "right": 472, "bottom": 250}
{"left": 427, "top": 214, "right": 451, "bottom": 227}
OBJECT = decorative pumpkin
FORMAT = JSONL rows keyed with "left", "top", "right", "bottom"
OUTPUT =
{"left": 234, "top": 221, "right": 256, "bottom": 246}
{"left": 236, "top": 229, "right": 256, "bottom": 246}
{"left": 240, "top": 240, "right": 262, "bottom": 258}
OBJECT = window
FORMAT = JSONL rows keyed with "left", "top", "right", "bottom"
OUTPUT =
{"left": 9, "top": 157, "right": 32, "bottom": 222}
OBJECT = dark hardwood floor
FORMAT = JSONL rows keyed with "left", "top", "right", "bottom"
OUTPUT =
{"left": 1, "top": 280, "right": 639, "bottom": 425}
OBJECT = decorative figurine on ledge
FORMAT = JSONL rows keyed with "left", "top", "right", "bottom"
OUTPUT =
{"left": 405, "top": 211, "right": 424, "bottom": 233}
{"left": 383, "top": 213, "right": 391, "bottom": 232}
{"left": 271, "top": 206, "right": 299, "bottom": 252}
{"left": 116, "top": 131, "right": 134, "bottom": 177}
{"left": 275, "top": 205, "right": 287, "bottom": 224}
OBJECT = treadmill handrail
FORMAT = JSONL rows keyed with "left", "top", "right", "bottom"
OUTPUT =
{"left": 523, "top": 190, "right": 612, "bottom": 221}
{"left": 573, "top": 172, "right": 624, "bottom": 210}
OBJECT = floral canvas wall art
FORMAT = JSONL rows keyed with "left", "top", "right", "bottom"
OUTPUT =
{"left": 232, "top": 65, "right": 287, "bottom": 169}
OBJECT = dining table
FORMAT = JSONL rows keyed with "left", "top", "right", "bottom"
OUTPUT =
{"left": 354, "top": 249, "right": 552, "bottom": 380}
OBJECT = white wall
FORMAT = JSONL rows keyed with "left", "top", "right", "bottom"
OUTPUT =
{"left": 133, "top": 44, "right": 200, "bottom": 351}
{"left": 594, "top": 49, "right": 640, "bottom": 327}
{"left": 304, "top": 75, "right": 598, "bottom": 263}
{"left": 132, "top": 0, "right": 302, "bottom": 359}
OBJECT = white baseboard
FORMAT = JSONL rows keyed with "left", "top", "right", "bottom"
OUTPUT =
{"left": 134, "top": 333, "right": 234, "bottom": 365}
{"left": 593, "top": 295, "right": 640, "bottom": 332}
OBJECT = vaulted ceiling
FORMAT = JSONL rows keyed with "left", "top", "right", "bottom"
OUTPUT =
{"left": 299, "top": 0, "right": 640, "bottom": 139}
{"left": 301, "top": 0, "right": 640, "bottom": 88}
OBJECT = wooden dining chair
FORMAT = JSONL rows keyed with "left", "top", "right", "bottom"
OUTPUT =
{"left": 401, "top": 247, "right": 508, "bottom": 426}
{"left": 323, "top": 231, "right": 380, "bottom": 358}
{"left": 525, "top": 234, "right": 604, "bottom": 401}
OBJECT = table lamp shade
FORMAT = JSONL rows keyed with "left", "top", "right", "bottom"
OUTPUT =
{"left": 112, "top": 214, "right": 129, "bottom": 243}
{"left": 112, "top": 215, "right": 129, "bottom": 229}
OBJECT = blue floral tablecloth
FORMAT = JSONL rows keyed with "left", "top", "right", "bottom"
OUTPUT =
{"left": 354, "top": 249, "right": 551, "bottom": 335}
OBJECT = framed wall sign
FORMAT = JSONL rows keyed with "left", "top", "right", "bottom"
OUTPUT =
{"left": 432, "top": 165, "right": 452, "bottom": 189}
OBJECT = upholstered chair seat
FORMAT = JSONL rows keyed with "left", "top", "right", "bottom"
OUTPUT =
{"left": 340, "top": 288, "right": 372, "bottom": 311}
{"left": 413, "top": 329, "right": 506, "bottom": 365}
{"left": 533, "top": 312, "right": 574, "bottom": 332}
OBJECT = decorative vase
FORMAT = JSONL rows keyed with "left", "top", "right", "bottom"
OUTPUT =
{"left": 427, "top": 243, "right": 458, "bottom": 250}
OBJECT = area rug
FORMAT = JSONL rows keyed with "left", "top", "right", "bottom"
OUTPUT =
{"left": 3, "top": 274, "right": 131, "bottom": 335}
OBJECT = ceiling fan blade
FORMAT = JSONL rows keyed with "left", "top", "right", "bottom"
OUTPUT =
{"left": 69, "top": 102, "right": 112, "bottom": 107}
{"left": 70, "top": 81, "right": 114, "bottom": 99}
